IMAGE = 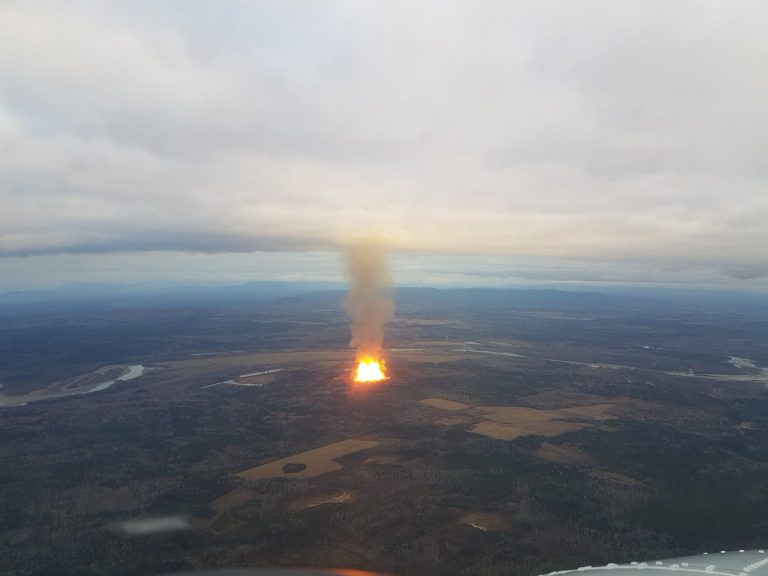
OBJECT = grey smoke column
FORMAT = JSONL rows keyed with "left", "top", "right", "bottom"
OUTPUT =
{"left": 345, "top": 242, "right": 395, "bottom": 362}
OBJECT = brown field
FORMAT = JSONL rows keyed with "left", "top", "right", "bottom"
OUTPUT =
{"left": 416, "top": 395, "right": 617, "bottom": 441}
{"left": 287, "top": 490, "right": 355, "bottom": 511}
{"left": 536, "top": 442, "right": 594, "bottom": 465}
{"left": 420, "top": 397, "right": 470, "bottom": 411}
{"left": 210, "top": 487, "right": 257, "bottom": 512}
{"left": 435, "top": 415, "right": 475, "bottom": 426}
{"left": 208, "top": 512, "right": 244, "bottom": 535}
{"left": 472, "top": 404, "right": 615, "bottom": 441}
{"left": 519, "top": 390, "right": 649, "bottom": 412}
{"left": 460, "top": 512, "right": 510, "bottom": 532}
{"left": 477, "top": 403, "right": 615, "bottom": 423}
{"left": 472, "top": 420, "right": 579, "bottom": 441}
{"left": 362, "top": 451, "right": 412, "bottom": 465}
{"left": 236, "top": 439, "right": 380, "bottom": 480}
{"left": 592, "top": 471, "right": 644, "bottom": 486}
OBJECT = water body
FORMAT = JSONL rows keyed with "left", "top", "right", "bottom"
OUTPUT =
{"left": 729, "top": 356, "right": 757, "bottom": 369}
{"left": 85, "top": 365, "right": 146, "bottom": 393}
{"left": 454, "top": 348, "right": 525, "bottom": 359}
{"left": 439, "top": 346, "right": 768, "bottom": 384}
{"left": 203, "top": 368, "right": 283, "bottom": 388}
{"left": 238, "top": 369, "right": 283, "bottom": 378}
{"left": 0, "top": 365, "right": 146, "bottom": 408}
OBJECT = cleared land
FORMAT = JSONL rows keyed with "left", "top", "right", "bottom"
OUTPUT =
{"left": 460, "top": 512, "right": 510, "bottom": 532}
{"left": 420, "top": 397, "right": 470, "bottom": 411}
{"left": 477, "top": 403, "right": 615, "bottom": 423}
{"left": 363, "top": 451, "right": 412, "bottom": 465}
{"left": 236, "top": 439, "right": 380, "bottom": 480}
{"left": 208, "top": 512, "right": 244, "bottom": 535}
{"left": 472, "top": 404, "right": 615, "bottom": 441}
{"left": 422, "top": 396, "right": 616, "bottom": 441}
{"left": 592, "top": 471, "right": 644, "bottom": 486}
{"left": 536, "top": 442, "right": 594, "bottom": 465}
{"left": 210, "top": 487, "right": 257, "bottom": 512}
{"left": 287, "top": 491, "right": 355, "bottom": 511}
{"left": 472, "top": 421, "right": 576, "bottom": 441}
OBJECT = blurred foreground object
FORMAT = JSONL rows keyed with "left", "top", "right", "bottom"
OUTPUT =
{"left": 545, "top": 550, "right": 768, "bottom": 575}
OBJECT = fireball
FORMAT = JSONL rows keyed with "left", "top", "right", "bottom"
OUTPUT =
{"left": 354, "top": 359, "right": 386, "bottom": 383}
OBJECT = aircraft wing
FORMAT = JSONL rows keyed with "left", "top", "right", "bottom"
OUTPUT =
{"left": 545, "top": 550, "right": 768, "bottom": 576}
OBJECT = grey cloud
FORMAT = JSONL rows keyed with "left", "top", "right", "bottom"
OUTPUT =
{"left": 727, "top": 266, "right": 768, "bottom": 281}
{"left": 1, "top": 0, "right": 768, "bottom": 287}
{"left": 0, "top": 230, "right": 327, "bottom": 258}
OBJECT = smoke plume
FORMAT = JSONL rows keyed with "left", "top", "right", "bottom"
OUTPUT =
{"left": 345, "top": 241, "right": 395, "bottom": 362}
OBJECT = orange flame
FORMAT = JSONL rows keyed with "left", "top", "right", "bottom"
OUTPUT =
{"left": 354, "top": 359, "right": 386, "bottom": 383}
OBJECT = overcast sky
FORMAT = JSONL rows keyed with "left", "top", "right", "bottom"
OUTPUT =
{"left": 2, "top": 1, "right": 767, "bottom": 290}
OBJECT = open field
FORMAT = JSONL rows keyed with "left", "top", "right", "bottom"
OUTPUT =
{"left": 236, "top": 439, "right": 380, "bottom": 480}
{"left": 420, "top": 397, "right": 470, "bottom": 411}
{"left": 592, "top": 471, "right": 644, "bottom": 486}
{"left": 210, "top": 487, "right": 258, "bottom": 512}
{"left": 421, "top": 396, "right": 617, "bottom": 441}
{"left": 208, "top": 512, "right": 245, "bottom": 535}
{"left": 287, "top": 490, "right": 356, "bottom": 511}
{"left": 362, "top": 451, "right": 413, "bottom": 465}
{"left": 536, "top": 442, "right": 594, "bottom": 465}
{"left": 472, "top": 420, "right": 579, "bottom": 440}
{"left": 477, "top": 403, "right": 616, "bottom": 423}
{"left": 471, "top": 404, "right": 615, "bottom": 440}
{"left": 460, "top": 512, "right": 510, "bottom": 532}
